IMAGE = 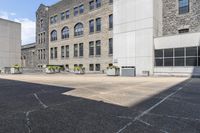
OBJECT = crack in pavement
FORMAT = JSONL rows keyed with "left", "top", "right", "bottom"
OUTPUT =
{"left": 25, "top": 110, "right": 35, "bottom": 133}
{"left": 33, "top": 93, "right": 48, "bottom": 109}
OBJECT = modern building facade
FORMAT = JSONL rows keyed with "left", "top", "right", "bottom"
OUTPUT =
{"left": 0, "top": 18, "right": 21, "bottom": 69}
{"left": 48, "top": 0, "right": 113, "bottom": 73}
{"left": 114, "top": 0, "right": 200, "bottom": 76}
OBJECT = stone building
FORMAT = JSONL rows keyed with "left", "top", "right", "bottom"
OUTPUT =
{"left": 35, "top": 4, "right": 50, "bottom": 68}
{"left": 0, "top": 18, "right": 21, "bottom": 69}
{"left": 48, "top": 0, "right": 113, "bottom": 73}
{"left": 21, "top": 43, "right": 36, "bottom": 68}
{"left": 162, "top": 0, "right": 200, "bottom": 36}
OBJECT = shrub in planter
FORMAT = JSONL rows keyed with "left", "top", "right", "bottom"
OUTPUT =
{"left": 11, "top": 64, "right": 22, "bottom": 74}
{"left": 46, "top": 66, "right": 55, "bottom": 74}
{"left": 107, "top": 65, "right": 120, "bottom": 76}
{"left": 54, "top": 66, "right": 61, "bottom": 73}
{"left": 74, "top": 66, "right": 85, "bottom": 74}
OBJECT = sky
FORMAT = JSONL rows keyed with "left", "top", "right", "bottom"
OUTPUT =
{"left": 0, "top": 0, "right": 59, "bottom": 45}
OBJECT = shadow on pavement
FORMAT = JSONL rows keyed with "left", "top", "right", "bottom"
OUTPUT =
{"left": 0, "top": 77, "right": 199, "bottom": 133}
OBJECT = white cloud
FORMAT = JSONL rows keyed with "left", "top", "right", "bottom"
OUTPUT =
{"left": 0, "top": 11, "right": 9, "bottom": 19}
{"left": 14, "top": 18, "right": 35, "bottom": 45}
{"left": 0, "top": 11, "right": 35, "bottom": 45}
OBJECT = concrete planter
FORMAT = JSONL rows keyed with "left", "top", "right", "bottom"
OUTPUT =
{"left": 107, "top": 68, "right": 120, "bottom": 76}
{"left": 10, "top": 67, "right": 22, "bottom": 74}
{"left": 45, "top": 68, "right": 55, "bottom": 74}
{"left": 74, "top": 70, "right": 85, "bottom": 74}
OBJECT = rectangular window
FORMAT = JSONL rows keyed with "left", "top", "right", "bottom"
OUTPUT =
{"left": 179, "top": 0, "right": 189, "bottom": 14}
{"left": 155, "top": 50, "right": 163, "bottom": 58}
{"left": 79, "top": 43, "right": 84, "bottom": 57}
{"left": 109, "top": 0, "right": 113, "bottom": 4}
{"left": 164, "top": 49, "right": 173, "bottom": 58}
{"left": 89, "top": 1, "right": 95, "bottom": 10}
{"left": 50, "top": 17, "right": 54, "bottom": 24}
{"left": 50, "top": 48, "right": 54, "bottom": 59}
{"left": 96, "top": 40, "right": 101, "bottom": 56}
{"left": 198, "top": 57, "right": 200, "bottom": 66}
{"left": 89, "top": 64, "right": 94, "bottom": 71}
{"left": 175, "top": 48, "right": 185, "bottom": 57}
{"left": 89, "top": 20, "right": 94, "bottom": 33}
{"left": 43, "top": 49, "right": 46, "bottom": 60}
{"left": 74, "top": 7, "right": 79, "bottom": 16}
{"left": 186, "top": 47, "right": 197, "bottom": 57}
{"left": 89, "top": 41, "right": 94, "bottom": 56}
{"left": 79, "top": 4, "right": 84, "bottom": 14}
{"left": 175, "top": 58, "right": 185, "bottom": 66}
{"left": 54, "top": 47, "right": 57, "bottom": 59}
{"left": 109, "top": 38, "right": 113, "bottom": 55}
{"left": 54, "top": 15, "right": 57, "bottom": 23}
{"left": 38, "top": 34, "right": 40, "bottom": 44}
{"left": 96, "top": 18, "right": 101, "bottom": 32}
{"left": 96, "top": 0, "right": 101, "bottom": 8}
{"left": 38, "top": 50, "right": 40, "bottom": 60}
{"left": 198, "top": 47, "right": 200, "bottom": 56}
{"left": 74, "top": 44, "right": 78, "bottom": 57}
{"left": 40, "top": 49, "right": 43, "bottom": 60}
{"left": 61, "top": 46, "right": 65, "bottom": 58}
{"left": 66, "top": 45, "right": 69, "bottom": 58}
{"left": 43, "top": 32, "right": 46, "bottom": 43}
{"left": 109, "top": 14, "right": 113, "bottom": 29}
{"left": 61, "top": 12, "right": 65, "bottom": 20}
{"left": 66, "top": 10, "right": 70, "bottom": 19}
{"left": 186, "top": 57, "right": 197, "bottom": 66}
{"left": 164, "top": 58, "right": 174, "bottom": 66}
{"left": 155, "top": 59, "right": 163, "bottom": 66}
{"left": 95, "top": 64, "right": 101, "bottom": 71}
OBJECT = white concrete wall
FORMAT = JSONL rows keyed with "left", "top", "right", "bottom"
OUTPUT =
{"left": 113, "top": 0, "right": 155, "bottom": 76}
{"left": 154, "top": 32, "right": 200, "bottom": 76}
{"left": 153, "top": 0, "right": 163, "bottom": 37}
{"left": 0, "top": 19, "right": 21, "bottom": 69}
{"left": 154, "top": 32, "right": 200, "bottom": 49}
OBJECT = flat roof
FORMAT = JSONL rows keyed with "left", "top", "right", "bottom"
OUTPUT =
{"left": 0, "top": 18, "right": 21, "bottom": 25}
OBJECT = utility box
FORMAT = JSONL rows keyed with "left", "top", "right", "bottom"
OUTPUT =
{"left": 121, "top": 66, "right": 136, "bottom": 77}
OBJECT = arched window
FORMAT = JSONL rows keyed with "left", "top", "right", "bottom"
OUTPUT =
{"left": 51, "top": 30, "right": 57, "bottom": 41}
{"left": 74, "top": 23, "right": 84, "bottom": 36}
{"left": 61, "top": 27, "right": 69, "bottom": 39}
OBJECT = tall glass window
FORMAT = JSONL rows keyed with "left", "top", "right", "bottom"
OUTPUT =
{"left": 89, "top": 41, "right": 94, "bottom": 56}
{"left": 79, "top": 43, "right": 84, "bottom": 57}
{"left": 89, "top": 1, "right": 95, "bottom": 10}
{"left": 96, "top": 18, "right": 101, "bottom": 32}
{"left": 66, "top": 45, "right": 69, "bottom": 58}
{"left": 61, "top": 27, "right": 69, "bottom": 39}
{"left": 89, "top": 20, "right": 94, "bottom": 33}
{"left": 61, "top": 46, "right": 65, "bottom": 58}
{"left": 109, "top": 14, "right": 113, "bottom": 29}
{"left": 74, "top": 23, "right": 84, "bottom": 36}
{"left": 74, "top": 44, "right": 78, "bottom": 57}
{"left": 51, "top": 30, "right": 57, "bottom": 41}
{"left": 96, "top": 0, "right": 101, "bottom": 8}
{"left": 109, "top": 38, "right": 113, "bottom": 55}
{"left": 79, "top": 4, "right": 84, "bottom": 14}
{"left": 96, "top": 40, "right": 101, "bottom": 56}
{"left": 179, "top": 0, "right": 189, "bottom": 14}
